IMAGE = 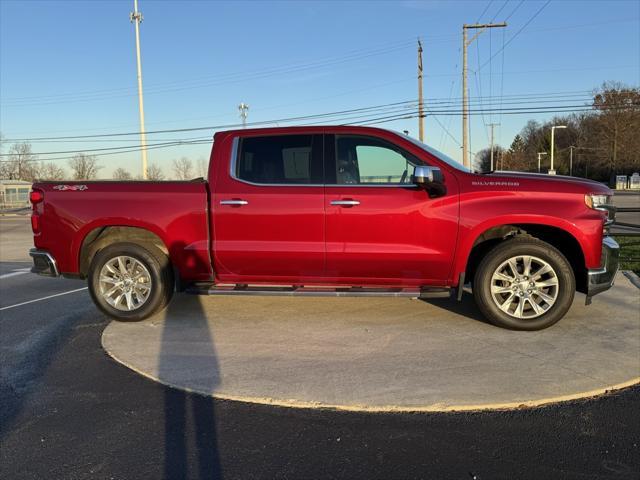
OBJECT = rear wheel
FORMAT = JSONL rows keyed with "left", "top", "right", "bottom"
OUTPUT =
{"left": 473, "top": 236, "right": 575, "bottom": 330}
{"left": 88, "top": 242, "right": 173, "bottom": 321}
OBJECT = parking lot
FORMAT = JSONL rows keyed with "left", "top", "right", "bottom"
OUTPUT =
{"left": 1, "top": 210, "right": 639, "bottom": 479}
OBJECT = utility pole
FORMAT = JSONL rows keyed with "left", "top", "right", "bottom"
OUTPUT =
{"left": 488, "top": 123, "right": 499, "bottom": 171}
{"left": 238, "top": 103, "right": 249, "bottom": 127}
{"left": 130, "top": 0, "right": 148, "bottom": 179}
{"left": 417, "top": 38, "right": 424, "bottom": 142}
{"left": 537, "top": 152, "right": 548, "bottom": 173}
{"left": 462, "top": 22, "right": 507, "bottom": 169}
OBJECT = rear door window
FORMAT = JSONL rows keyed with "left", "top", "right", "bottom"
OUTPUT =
{"left": 235, "top": 134, "right": 323, "bottom": 185}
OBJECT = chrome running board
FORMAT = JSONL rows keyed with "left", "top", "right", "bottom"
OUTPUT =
{"left": 186, "top": 284, "right": 451, "bottom": 299}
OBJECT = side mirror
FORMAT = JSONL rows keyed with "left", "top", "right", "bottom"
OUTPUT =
{"left": 411, "top": 165, "right": 439, "bottom": 185}
{"left": 412, "top": 165, "right": 446, "bottom": 197}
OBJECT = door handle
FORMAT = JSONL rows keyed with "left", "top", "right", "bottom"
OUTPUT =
{"left": 330, "top": 200, "right": 360, "bottom": 206}
{"left": 220, "top": 199, "right": 248, "bottom": 206}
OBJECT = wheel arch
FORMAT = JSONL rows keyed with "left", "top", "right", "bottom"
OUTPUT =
{"left": 78, "top": 225, "right": 175, "bottom": 281}
{"left": 461, "top": 222, "right": 588, "bottom": 294}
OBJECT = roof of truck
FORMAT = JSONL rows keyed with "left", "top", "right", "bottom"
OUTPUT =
{"left": 215, "top": 125, "right": 394, "bottom": 137}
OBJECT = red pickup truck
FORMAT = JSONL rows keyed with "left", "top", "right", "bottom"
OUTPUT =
{"left": 29, "top": 126, "right": 619, "bottom": 330}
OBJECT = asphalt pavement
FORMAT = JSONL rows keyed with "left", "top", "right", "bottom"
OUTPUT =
{"left": 611, "top": 192, "right": 640, "bottom": 235}
{"left": 1, "top": 215, "right": 639, "bottom": 480}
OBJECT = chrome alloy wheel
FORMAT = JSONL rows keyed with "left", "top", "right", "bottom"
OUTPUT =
{"left": 98, "top": 256, "right": 152, "bottom": 311}
{"left": 489, "top": 255, "right": 559, "bottom": 319}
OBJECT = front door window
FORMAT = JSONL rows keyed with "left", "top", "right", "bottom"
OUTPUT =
{"left": 334, "top": 135, "right": 423, "bottom": 185}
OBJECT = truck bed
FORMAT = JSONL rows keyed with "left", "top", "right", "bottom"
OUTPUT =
{"left": 31, "top": 180, "right": 213, "bottom": 282}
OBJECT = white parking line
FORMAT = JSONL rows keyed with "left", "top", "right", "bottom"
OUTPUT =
{"left": 0, "top": 268, "right": 31, "bottom": 280}
{"left": 0, "top": 287, "right": 88, "bottom": 311}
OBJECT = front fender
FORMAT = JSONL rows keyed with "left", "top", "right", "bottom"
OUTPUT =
{"left": 452, "top": 214, "right": 601, "bottom": 285}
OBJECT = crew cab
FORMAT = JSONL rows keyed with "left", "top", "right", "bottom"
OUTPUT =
{"left": 29, "top": 126, "right": 619, "bottom": 330}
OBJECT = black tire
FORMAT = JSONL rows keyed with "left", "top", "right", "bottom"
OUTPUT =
{"left": 88, "top": 242, "right": 173, "bottom": 321}
{"left": 473, "top": 236, "right": 575, "bottom": 331}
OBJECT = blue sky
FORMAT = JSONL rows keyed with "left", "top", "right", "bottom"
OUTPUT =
{"left": 1, "top": 0, "right": 639, "bottom": 177}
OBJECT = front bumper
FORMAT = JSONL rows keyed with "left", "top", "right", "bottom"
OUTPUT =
{"left": 586, "top": 236, "right": 619, "bottom": 303}
{"left": 29, "top": 249, "right": 60, "bottom": 277}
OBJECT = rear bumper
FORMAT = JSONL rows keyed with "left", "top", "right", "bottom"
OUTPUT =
{"left": 29, "top": 249, "right": 60, "bottom": 277}
{"left": 586, "top": 236, "right": 619, "bottom": 302}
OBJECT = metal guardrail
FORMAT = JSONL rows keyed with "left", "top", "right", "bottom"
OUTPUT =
{"left": 613, "top": 207, "right": 640, "bottom": 263}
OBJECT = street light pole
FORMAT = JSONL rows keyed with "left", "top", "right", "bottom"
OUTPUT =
{"left": 569, "top": 145, "right": 575, "bottom": 176}
{"left": 537, "top": 152, "right": 548, "bottom": 173}
{"left": 130, "top": 0, "right": 148, "bottom": 179}
{"left": 488, "top": 123, "right": 499, "bottom": 171}
{"left": 549, "top": 125, "right": 566, "bottom": 175}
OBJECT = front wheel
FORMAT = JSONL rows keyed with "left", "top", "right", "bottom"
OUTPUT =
{"left": 88, "top": 242, "right": 173, "bottom": 321}
{"left": 473, "top": 236, "right": 575, "bottom": 330}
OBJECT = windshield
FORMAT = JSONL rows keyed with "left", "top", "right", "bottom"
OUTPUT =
{"left": 398, "top": 133, "right": 471, "bottom": 172}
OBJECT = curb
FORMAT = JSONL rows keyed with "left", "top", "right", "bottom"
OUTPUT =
{"left": 622, "top": 270, "right": 640, "bottom": 289}
{"left": 103, "top": 334, "right": 640, "bottom": 414}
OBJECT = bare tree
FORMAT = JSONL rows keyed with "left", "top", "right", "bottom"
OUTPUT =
{"left": 146, "top": 163, "right": 165, "bottom": 181}
{"left": 68, "top": 153, "right": 103, "bottom": 180}
{"left": 172, "top": 157, "right": 193, "bottom": 180}
{"left": 196, "top": 157, "right": 209, "bottom": 178}
{"left": 592, "top": 81, "right": 640, "bottom": 177}
{"left": 2, "top": 142, "right": 39, "bottom": 181}
{"left": 38, "top": 162, "right": 67, "bottom": 180}
{"left": 113, "top": 167, "right": 132, "bottom": 180}
{"left": 474, "top": 146, "right": 505, "bottom": 172}
{"left": 0, "top": 160, "right": 12, "bottom": 180}
{"left": 498, "top": 83, "right": 640, "bottom": 181}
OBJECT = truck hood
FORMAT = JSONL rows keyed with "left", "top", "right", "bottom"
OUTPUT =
{"left": 478, "top": 171, "right": 611, "bottom": 194}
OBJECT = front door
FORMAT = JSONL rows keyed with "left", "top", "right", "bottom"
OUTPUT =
{"left": 324, "top": 134, "right": 458, "bottom": 286}
{"left": 213, "top": 133, "right": 325, "bottom": 282}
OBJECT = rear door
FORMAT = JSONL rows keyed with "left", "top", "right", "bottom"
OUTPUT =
{"left": 324, "top": 133, "right": 458, "bottom": 285}
{"left": 213, "top": 133, "right": 325, "bottom": 282}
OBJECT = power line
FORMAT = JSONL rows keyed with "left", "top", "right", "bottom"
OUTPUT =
{"left": 462, "top": 21, "right": 507, "bottom": 167}
{"left": 1, "top": 41, "right": 418, "bottom": 107}
{"left": 2, "top": 103, "right": 635, "bottom": 164}
{"left": 5, "top": 16, "right": 634, "bottom": 109}
{"left": 3, "top": 102, "right": 634, "bottom": 158}
{"left": 440, "top": 72, "right": 461, "bottom": 150}
{"left": 0, "top": 41, "right": 403, "bottom": 101}
{"left": 4, "top": 92, "right": 597, "bottom": 142}
{"left": 474, "top": 29, "right": 491, "bottom": 143}
{"left": 475, "top": 0, "right": 494, "bottom": 23}
{"left": 503, "top": 0, "right": 525, "bottom": 22}
{"left": 489, "top": 0, "right": 509, "bottom": 22}
{"left": 2, "top": 101, "right": 417, "bottom": 141}
{"left": 424, "top": 105, "right": 462, "bottom": 147}
{"left": 478, "top": 0, "right": 552, "bottom": 72}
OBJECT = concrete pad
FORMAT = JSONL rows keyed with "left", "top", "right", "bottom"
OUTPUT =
{"left": 102, "top": 273, "right": 640, "bottom": 411}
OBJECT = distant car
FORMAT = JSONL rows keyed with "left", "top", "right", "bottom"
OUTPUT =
{"left": 29, "top": 126, "right": 618, "bottom": 330}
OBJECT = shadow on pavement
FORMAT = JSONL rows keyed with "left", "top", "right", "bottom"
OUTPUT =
{"left": 0, "top": 308, "right": 92, "bottom": 437}
{"left": 158, "top": 292, "right": 222, "bottom": 479}
{"left": 421, "top": 292, "right": 493, "bottom": 326}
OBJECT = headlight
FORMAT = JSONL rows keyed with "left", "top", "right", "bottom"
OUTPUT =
{"left": 585, "top": 193, "right": 616, "bottom": 228}
{"left": 584, "top": 193, "right": 612, "bottom": 210}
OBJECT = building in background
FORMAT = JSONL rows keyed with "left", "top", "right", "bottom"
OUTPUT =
{"left": 0, "top": 179, "right": 31, "bottom": 208}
